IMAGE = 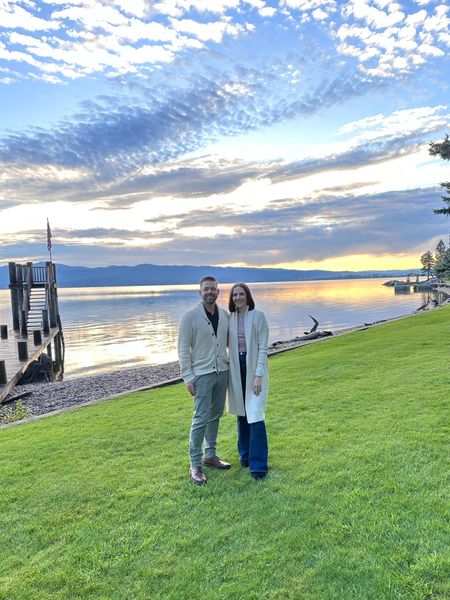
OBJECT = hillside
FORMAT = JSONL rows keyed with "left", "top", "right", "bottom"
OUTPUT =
{"left": 0, "top": 262, "right": 421, "bottom": 288}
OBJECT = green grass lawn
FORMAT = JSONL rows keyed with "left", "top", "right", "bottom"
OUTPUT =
{"left": 0, "top": 307, "right": 449, "bottom": 600}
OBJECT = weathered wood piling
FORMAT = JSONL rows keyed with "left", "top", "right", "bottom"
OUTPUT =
{"left": 0, "top": 361, "right": 6, "bottom": 385}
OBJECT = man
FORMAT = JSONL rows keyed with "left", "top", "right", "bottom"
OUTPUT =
{"left": 178, "top": 276, "right": 231, "bottom": 485}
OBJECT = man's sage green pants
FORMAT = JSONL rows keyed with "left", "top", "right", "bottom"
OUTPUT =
{"left": 189, "top": 370, "right": 229, "bottom": 468}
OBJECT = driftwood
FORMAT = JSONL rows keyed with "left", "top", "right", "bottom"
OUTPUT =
{"left": 300, "top": 315, "right": 332, "bottom": 339}
{"left": 2, "top": 391, "right": 32, "bottom": 405}
{"left": 296, "top": 330, "right": 333, "bottom": 341}
{"left": 304, "top": 315, "right": 319, "bottom": 334}
{"left": 364, "top": 318, "right": 388, "bottom": 326}
{"left": 416, "top": 299, "right": 439, "bottom": 312}
{"left": 270, "top": 315, "right": 333, "bottom": 348}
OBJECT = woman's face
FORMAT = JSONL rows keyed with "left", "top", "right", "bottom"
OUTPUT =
{"left": 232, "top": 286, "right": 247, "bottom": 311}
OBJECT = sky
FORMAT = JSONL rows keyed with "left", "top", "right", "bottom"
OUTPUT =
{"left": 0, "top": 0, "right": 449, "bottom": 272}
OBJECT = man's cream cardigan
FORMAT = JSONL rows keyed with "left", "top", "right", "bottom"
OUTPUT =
{"left": 178, "top": 303, "right": 229, "bottom": 384}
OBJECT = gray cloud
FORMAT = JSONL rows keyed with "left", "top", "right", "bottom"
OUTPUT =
{"left": 93, "top": 132, "right": 440, "bottom": 211}
{"left": 0, "top": 197, "right": 18, "bottom": 210}
{"left": 269, "top": 135, "right": 428, "bottom": 183}
{"left": 47, "top": 136, "right": 440, "bottom": 211}
{"left": 3, "top": 186, "right": 442, "bottom": 268}
{"left": 143, "top": 186, "right": 440, "bottom": 231}
{"left": 139, "top": 186, "right": 446, "bottom": 262}
{"left": 58, "top": 228, "right": 153, "bottom": 240}
{"left": 96, "top": 161, "right": 268, "bottom": 207}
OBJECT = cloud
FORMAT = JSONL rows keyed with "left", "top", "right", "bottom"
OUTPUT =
{"left": 84, "top": 130, "right": 435, "bottom": 209}
{"left": 0, "top": 0, "right": 447, "bottom": 88}
{"left": 0, "top": 185, "right": 446, "bottom": 268}
{"left": 115, "top": 0, "right": 148, "bottom": 19}
{"left": 132, "top": 182, "right": 446, "bottom": 265}
{"left": 336, "top": 105, "right": 450, "bottom": 140}
{"left": 259, "top": 7, "right": 276, "bottom": 18}
{"left": 0, "top": 3, "right": 60, "bottom": 31}
{"left": 0, "top": 0, "right": 256, "bottom": 83}
{"left": 0, "top": 58, "right": 376, "bottom": 182}
{"left": 131, "top": 186, "right": 444, "bottom": 264}
{"left": 11, "top": 3, "right": 440, "bottom": 189}
{"left": 281, "top": 0, "right": 335, "bottom": 13}
{"left": 344, "top": 0, "right": 405, "bottom": 29}
{"left": 98, "top": 161, "right": 267, "bottom": 205}
{"left": 268, "top": 137, "right": 425, "bottom": 184}
{"left": 335, "top": 0, "right": 450, "bottom": 78}
{"left": 169, "top": 17, "right": 248, "bottom": 43}
{"left": 58, "top": 228, "right": 150, "bottom": 240}
{"left": 153, "top": 0, "right": 242, "bottom": 17}
{"left": 0, "top": 103, "right": 446, "bottom": 212}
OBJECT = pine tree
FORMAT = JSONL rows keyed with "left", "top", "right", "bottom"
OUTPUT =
{"left": 420, "top": 251, "right": 435, "bottom": 279}
{"left": 439, "top": 249, "right": 450, "bottom": 279}
{"left": 435, "top": 239, "right": 446, "bottom": 264}
{"left": 429, "top": 135, "right": 450, "bottom": 217}
{"left": 433, "top": 236, "right": 450, "bottom": 279}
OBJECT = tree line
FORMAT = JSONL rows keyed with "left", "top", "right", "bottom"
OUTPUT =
{"left": 420, "top": 239, "right": 450, "bottom": 279}
{"left": 420, "top": 135, "right": 450, "bottom": 280}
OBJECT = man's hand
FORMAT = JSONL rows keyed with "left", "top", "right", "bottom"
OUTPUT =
{"left": 252, "top": 376, "right": 262, "bottom": 396}
{"left": 186, "top": 380, "right": 196, "bottom": 396}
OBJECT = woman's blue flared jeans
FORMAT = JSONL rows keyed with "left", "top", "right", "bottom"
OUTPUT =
{"left": 237, "top": 352, "right": 268, "bottom": 473}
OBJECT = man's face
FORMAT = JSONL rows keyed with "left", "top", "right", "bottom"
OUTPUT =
{"left": 199, "top": 279, "right": 219, "bottom": 306}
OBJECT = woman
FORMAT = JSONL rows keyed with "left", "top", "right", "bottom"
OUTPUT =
{"left": 227, "top": 283, "right": 269, "bottom": 480}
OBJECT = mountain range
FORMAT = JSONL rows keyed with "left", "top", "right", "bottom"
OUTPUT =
{"left": 0, "top": 263, "right": 421, "bottom": 289}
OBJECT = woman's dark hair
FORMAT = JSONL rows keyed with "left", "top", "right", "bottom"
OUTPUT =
{"left": 228, "top": 282, "right": 255, "bottom": 312}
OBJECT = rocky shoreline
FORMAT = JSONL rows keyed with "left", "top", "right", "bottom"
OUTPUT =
{"left": 1, "top": 300, "right": 448, "bottom": 427}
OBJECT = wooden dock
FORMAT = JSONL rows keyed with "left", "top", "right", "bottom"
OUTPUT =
{"left": 0, "top": 328, "right": 60, "bottom": 403}
{"left": 0, "top": 262, "right": 64, "bottom": 404}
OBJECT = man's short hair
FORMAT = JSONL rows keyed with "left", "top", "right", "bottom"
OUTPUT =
{"left": 200, "top": 275, "right": 218, "bottom": 287}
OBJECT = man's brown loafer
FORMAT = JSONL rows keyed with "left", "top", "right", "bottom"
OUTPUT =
{"left": 189, "top": 466, "right": 206, "bottom": 485}
{"left": 202, "top": 456, "right": 231, "bottom": 469}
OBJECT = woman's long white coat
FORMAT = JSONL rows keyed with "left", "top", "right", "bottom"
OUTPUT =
{"left": 227, "top": 308, "right": 269, "bottom": 424}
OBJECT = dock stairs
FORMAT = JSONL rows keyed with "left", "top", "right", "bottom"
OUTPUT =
{"left": 27, "top": 287, "right": 47, "bottom": 331}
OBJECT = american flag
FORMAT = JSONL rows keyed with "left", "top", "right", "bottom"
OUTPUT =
{"left": 47, "top": 219, "right": 52, "bottom": 252}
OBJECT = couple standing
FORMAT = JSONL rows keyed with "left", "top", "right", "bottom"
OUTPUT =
{"left": 178, "top": 276, "right": 269, "bottom": 485}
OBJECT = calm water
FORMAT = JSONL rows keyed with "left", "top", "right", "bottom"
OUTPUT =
{"left": 0, "top": 279, "right": 433, "bottom": 379}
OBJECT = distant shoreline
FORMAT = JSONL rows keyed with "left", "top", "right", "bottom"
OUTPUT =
{"left": 0, "top": 262, "right": 423, "bottom": 290}
{"left": 0, "top": 274, "right": 422, "bottom": 291}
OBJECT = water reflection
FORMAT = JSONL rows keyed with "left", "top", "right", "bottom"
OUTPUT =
{"left": 0, "top": 279, "right": 438, "bottom": 379}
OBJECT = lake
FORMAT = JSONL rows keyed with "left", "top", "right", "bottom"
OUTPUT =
{"left": 0, "top": 278, "right": 434, "bottom": 379}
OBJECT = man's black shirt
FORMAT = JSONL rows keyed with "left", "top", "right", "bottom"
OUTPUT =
{"left": 203, "top": 304, "right": 219, "bottom": 336}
